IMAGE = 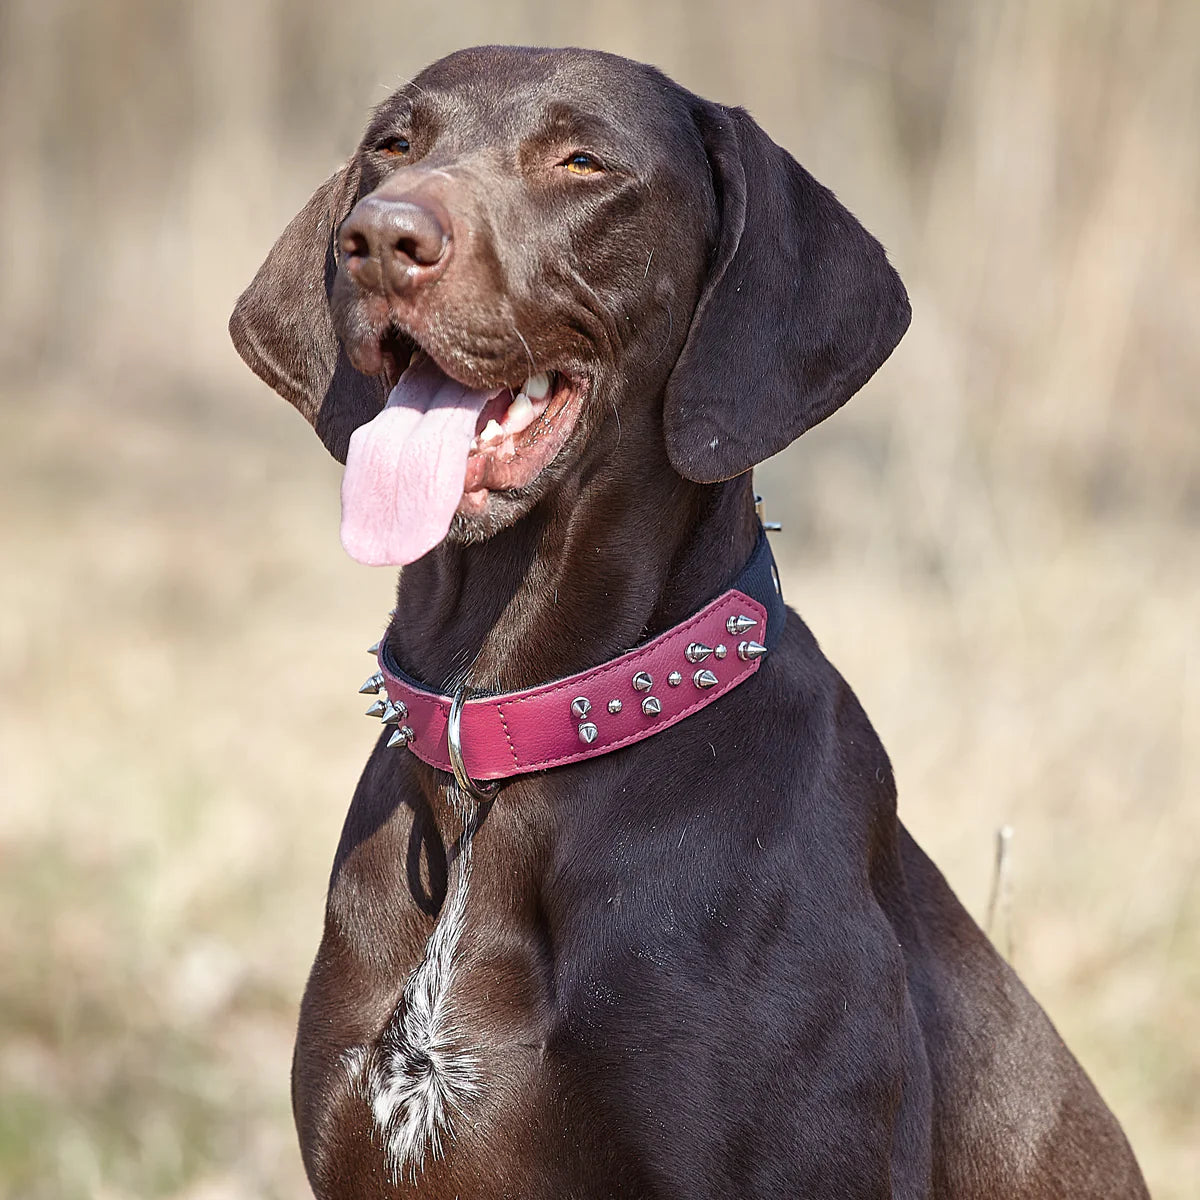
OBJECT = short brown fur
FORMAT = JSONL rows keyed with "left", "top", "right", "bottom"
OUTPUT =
{"left": 230, "top": 45, "right": 1147, "bottom": 1200}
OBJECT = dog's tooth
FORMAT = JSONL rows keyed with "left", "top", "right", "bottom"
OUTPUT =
{"left": 523, "top": 372, "right": 551, "bottom": 400}
{"left": 504, "top": 392, "right": 535, "bottom": 433}
{"left": 480, "top": 418, "right": 505, "bottom": 443}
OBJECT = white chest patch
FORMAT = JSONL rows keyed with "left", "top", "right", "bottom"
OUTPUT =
{"left": 343, "top": 801, "right": 481, "bottom": 1181}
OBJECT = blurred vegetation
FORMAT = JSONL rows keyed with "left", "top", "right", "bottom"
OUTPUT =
{"left": 1, "top": 1, "right": 1196, "bottom": 1197}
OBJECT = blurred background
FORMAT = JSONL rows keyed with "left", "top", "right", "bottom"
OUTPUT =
{"left": 1, "top": 0, "right": 1196, "bottom": 1196}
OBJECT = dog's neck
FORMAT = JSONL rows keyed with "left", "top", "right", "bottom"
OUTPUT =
{"left": 384, "top": 467, "right": 759, "bottom": 694}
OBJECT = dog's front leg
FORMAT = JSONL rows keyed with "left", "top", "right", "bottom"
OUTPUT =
{"left": 548, "top": 827, "right": 932, "bottom": 1200}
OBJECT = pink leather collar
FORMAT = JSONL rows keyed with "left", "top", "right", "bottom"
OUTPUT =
{"left": 358, "top": 530, "right": 783, "bottom": 792}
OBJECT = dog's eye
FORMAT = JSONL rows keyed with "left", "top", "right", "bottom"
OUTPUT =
{"left": 562, "top": 152, "right": 603, "bottom": 175}
{"left": 377, "top": 136, "right": 411, "bottom": 157}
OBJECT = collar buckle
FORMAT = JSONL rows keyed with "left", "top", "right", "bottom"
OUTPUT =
{"left": 447, "top": 685, "right": 503, "bottom": 802}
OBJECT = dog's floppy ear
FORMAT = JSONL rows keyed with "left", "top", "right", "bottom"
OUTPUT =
{"left": 664, "top": 104, "right": 911, "bottom": 483}
{"left": 228, "top": 161, "right": 384, "bottom": 462}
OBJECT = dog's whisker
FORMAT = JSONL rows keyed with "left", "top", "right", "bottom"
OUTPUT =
{"left": 513, "top": 325, "right": 537, "bottom": 375}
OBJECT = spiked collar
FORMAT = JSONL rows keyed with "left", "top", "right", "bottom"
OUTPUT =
{"left": 359, "top": 526, "right": 786, "bottom": 798}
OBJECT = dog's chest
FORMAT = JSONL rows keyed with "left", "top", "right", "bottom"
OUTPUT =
{"left": 298, "top": 806, "right": 626, "bottom": 1197}
{"left": 296, "top": 759, "right": 722, "bottom": 1197}
{"left": 306, "top": 923, "right": 633, "bottom": 1199}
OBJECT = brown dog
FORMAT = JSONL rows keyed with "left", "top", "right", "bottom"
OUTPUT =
{"left": 230, "top": 45, "right": 1148, "bottom": 1200}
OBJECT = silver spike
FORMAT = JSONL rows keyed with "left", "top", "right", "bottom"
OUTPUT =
{"left": 358, "top": 672, "right": 385, "bottom": 695}
{"left": 382, "top": 700, "right": 409, "bottom": 724}
{"left": 738, "top": 640, "right": 768, "bottom": 661}
{"left": 726, "top": 614, "right": 757, "bottom": 637}
{"left": 693, "top": 669, "right": 719, "bottom": 689}
{"left": 367, "top": 640, "right": 380, "bottom": 655}
{"left": 607, "top": 699, "right": 623, "bottom": 714}
{"left": 714, "top": 644, "right": 728, "bottom": 660}
{"left": 571, "top": 697, "right": 592, "bottom": 719}
{"left": 685, "top": 642, "right": 712, "bottom": 663}
{"left": 667, "top": 671, "right": 683, "bottom": 687}
{"left": 641, "top": 696, "right": 662, "bottom": 716}
{"left": 386, "top": 725, "right": 414, "bottom": 749}
{"left": 364, "top": 698, "right": 388, "bottom": 718}
{"left": 632, "top": 671, "right": 653, "bottom": 692}
{"left": 755, "top": 494, "right": 782, "bottom": 530}
{"left": 578, "top": 722, "right": 599, "bottom": 744}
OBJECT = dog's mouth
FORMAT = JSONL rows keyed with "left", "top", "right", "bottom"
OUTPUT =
{"left": 463, "top": 367, "right": 584, "bottom": 494}
{"left": 340, "top": 340, "right": 585, "bottom": 567}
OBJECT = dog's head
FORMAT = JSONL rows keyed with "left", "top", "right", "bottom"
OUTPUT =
{"left": 229, "top": 46, "right": 910, "bottom": 565}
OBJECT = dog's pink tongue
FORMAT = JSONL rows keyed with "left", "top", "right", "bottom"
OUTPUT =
{"left": 340, "top": 355, "right": 493, "bottom": 566}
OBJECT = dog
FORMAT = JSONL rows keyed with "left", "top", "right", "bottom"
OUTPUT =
{"left": 229, "top": 45, "right": 1148, "bottom": 1200}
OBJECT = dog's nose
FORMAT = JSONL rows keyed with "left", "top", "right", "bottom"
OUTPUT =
{"left": 338, "top": 196, "right": 451, "bottom": 294}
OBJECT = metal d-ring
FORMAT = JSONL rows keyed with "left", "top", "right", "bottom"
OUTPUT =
{"left": 447, "top": 685, "right": 502, "bottom": 802}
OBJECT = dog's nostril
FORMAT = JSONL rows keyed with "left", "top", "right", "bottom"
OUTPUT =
{"left": 393, "top": 232, "right": 442, "bottom": 265}
{"left": 340, "top": 229, "right": 371, "bottom": 261}
{"left": 387, "top": 211, "right": 448, "bottom": 267}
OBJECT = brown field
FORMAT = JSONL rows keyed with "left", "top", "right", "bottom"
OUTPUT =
{"left": 1, "top": 1, "right": 1196, "bottom": 1197}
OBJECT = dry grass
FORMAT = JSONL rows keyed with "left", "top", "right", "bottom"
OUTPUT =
{"left": 1, "top": 1, "right": 1196, "bottom": 1196}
